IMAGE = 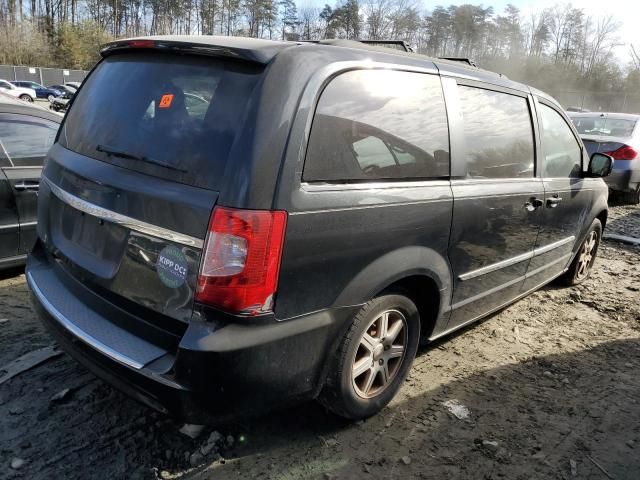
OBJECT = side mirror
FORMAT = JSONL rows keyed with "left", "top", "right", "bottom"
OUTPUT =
{"left": 587, "top": 152, "right": 614, "bottom": 177}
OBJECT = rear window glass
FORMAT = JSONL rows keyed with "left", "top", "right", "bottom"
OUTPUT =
{"left": 303, "top": 69, "right": 450, "bottom": 182}
{"left": 60, "top": 53, "right": 262, "bottom": 190}
{"left": 458, "top": 86, "right": 535, "bottom": 179}
{"left": 571, "top": 116, "right": 637, "bottom": 138}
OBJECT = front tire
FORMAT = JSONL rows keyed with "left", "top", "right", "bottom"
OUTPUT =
{"left": 560, "top": 219, "right": 602, "bottom": 286}
{"left": 319, "top": 294, "right": 420, "bottom": 420}
{"left": 47, "top": 94, "right": 55, "bottom": 102}
{"left": 19, "top": 94, "right": 33, "bottom": 102}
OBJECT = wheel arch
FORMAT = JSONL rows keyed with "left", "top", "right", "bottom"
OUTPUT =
{"left": 596, "top": 208, "right": 608, "bottom": 230}
{"left": 334, "top": 246, "right": 452, "bottom": 340}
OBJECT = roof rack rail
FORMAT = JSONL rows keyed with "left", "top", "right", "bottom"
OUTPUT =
{"left": 438, "top": 57, "right": 478, "bottom": 68}
{"left": 358, "top": 40, "right": 412, "bottom": 53}
{"left": 299, "top": 39, "right": 412, "bottom": 53}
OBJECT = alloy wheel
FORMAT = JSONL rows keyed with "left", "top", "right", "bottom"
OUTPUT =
{"left": 351, "top": 309, "right": 408, "bottom": 399}
{"left": 576, "top": 230, "right": 597, "bottom": 280}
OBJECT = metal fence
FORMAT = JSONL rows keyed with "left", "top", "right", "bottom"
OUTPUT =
{"left": 549, "top": 90, "right": 640, "bottom": 114}
{"left": 0, "top": 65, "right": 88, "bottom": 86}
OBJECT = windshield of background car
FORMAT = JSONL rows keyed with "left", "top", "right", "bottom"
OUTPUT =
{"left": 59, "top": 52, "right": 263, "bottom": 190}
{"left": 571, "top": 116, "right": 637, "bottom": 138}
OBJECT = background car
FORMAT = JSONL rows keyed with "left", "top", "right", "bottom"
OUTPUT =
{"left": 0, "top": 93, "right": 61, "bottom": 270}
{"left": 48, "top": 84, "right": 77, "bottom": 95}
{"left": 50, "top": 90, "right": 74, "bottom": 112}
{"left": 569, "top": 112, "right": 640, "bottom": 204}
{"left": 11, "top": 81, "right": 63, "bottom": 102}
{"left": 64, "top": 81, "right": 82, "bottom": 90}
{"left": 0, "top": 79, "right": 36, "bottom": 102}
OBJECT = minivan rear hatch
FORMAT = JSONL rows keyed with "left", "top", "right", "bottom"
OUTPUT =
{"left": 39, "top": 50, "right": 264, "bottom": 324}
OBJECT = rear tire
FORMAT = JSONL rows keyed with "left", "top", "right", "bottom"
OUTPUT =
{"left": 559, "top": 219, "right": 602, "bottom": 286}
{"left": 19, "top": 94, "right": 33, "bottom": 102}
{"left": 319, "top": 294, "right": 420, "bottom": 420}
{"left": 623, "top": 186, "right": 640, "bottom": 205}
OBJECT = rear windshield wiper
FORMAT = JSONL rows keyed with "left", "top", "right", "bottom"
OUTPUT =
{"left": 96, "top": 144, "right": 187, "bottom": 173}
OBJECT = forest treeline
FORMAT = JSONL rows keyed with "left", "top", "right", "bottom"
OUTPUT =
{"left": 1, "top": 0, "right": 639, "bottom": 108}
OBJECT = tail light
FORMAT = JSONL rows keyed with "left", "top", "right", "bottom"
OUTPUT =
{"left": 195, "top": 207, "right": 287, "bottom": 316}
{"left": 604, "top": 145, "right": 638, "bottom": 160}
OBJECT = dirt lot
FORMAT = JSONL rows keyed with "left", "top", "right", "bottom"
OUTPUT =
{"left": 1, "top": 204, "right": 639, "bottom": 480}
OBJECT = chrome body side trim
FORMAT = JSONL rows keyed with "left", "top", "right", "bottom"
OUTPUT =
{"left": 533, "top": 235, "right": 575, "bottom": 256}
{"left": 0, "top": 223, "right": 20, "bottom": 231}
{"left": 27, "top": 271, "right": 144, "bottom": 369}
{"left": 525, "top": 252, "right": 572, "bottom": 278}
{"left": 459, "top": 235, "right": 576, "bottom": 281}
{"left": 43, "top": 177, "right": 204, "bottom": 249}
{"left": 458, "top": 251, "right": 533, "bottom": 281}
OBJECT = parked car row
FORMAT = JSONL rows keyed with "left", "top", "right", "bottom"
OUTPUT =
{"left": 0, "top": 79, "right": 82, "bottom": 107}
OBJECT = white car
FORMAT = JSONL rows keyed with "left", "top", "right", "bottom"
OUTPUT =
{"left": 0, "top": 79, "right": 36, "bottom": 102}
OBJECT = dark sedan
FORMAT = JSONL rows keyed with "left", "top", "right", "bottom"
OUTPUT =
{"left": 0, "top": 93, "right": 61, "bottom": 270}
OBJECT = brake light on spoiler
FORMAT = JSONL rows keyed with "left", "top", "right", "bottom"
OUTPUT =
{"left": 127, "top": 39, "right": 156, "bottom": 48}
{"left": 195, "top": 207, "right": 287, "bottom": 316}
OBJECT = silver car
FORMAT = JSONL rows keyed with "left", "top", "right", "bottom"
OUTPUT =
{"left": 569, "top": 112, "right": 640, "bottom": 204}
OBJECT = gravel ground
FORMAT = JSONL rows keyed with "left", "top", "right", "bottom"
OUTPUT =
{"left": 0, "top": 205, "right": 638, "bottom": 480}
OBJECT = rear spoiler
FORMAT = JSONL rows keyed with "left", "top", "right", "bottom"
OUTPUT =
{"left": 100, "top": 38, "right": 287, "bottom": 65}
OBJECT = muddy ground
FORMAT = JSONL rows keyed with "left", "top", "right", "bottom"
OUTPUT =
{"left": 1, "top": 203, "right": 639, "bottom": 480}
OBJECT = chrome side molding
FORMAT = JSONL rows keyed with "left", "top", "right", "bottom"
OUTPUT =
{"left": 459, "top": 235, "right": 575, "bottom": 281}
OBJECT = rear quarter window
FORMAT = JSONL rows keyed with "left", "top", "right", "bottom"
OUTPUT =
{"left": 303, "top": 69, "right": 450, "bottom": 182}
{"left": 60, "top": 52, "right": 263, "bottom": 190}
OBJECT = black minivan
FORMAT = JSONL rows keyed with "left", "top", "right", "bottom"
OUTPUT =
{"left": 27, "top": 36, "right": 613, "bottom": 422}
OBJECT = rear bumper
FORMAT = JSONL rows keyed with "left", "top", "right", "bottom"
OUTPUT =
{"left": 27, "top": 249, "right": 358, "bottom": 423}
{"left": 606, "top": 168, "right": 640, "bottom": 192}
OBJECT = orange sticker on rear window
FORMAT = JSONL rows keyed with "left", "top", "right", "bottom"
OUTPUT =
{"left": 159, "top": 94, "right": 174, "bottom": 109}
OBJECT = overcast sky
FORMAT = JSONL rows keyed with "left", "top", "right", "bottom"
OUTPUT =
{"left": 300, "top": 0, "right": 638, "bottom": 62}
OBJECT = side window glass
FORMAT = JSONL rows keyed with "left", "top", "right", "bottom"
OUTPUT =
{"left": 303, "top": 69, "right": 450, "bottom": 182}
{"left": 458, "top": 85, "right": 535, "bottom": 179}
{"left": 0, "top": 143, "right": 11, "bottom": 167}
{"left": 539, "top": 104, "right": 582, "bottom": 178}
{"left": 0, "top": 116, "right": 58, "bottom": 166}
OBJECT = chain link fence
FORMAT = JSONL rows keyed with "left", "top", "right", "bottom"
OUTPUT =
{"left": 549, "top": 91, "right": 640, "bottom": 114}
{"left": 0, "top": 65, "right": 88, "bottom": 86}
